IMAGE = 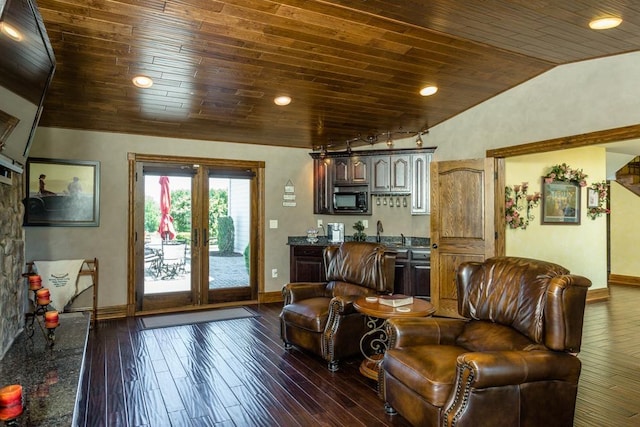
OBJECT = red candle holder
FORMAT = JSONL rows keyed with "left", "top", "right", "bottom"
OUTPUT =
{"left": 36, "top": 298, "right": 51, "bottom": 307}
{"left": 28, "top": 275, "right": 42, "bottom": 291}
{"left": 35, "top": 288, "right": 50, "bottom": 299}
{"left": 0, "top": 385, "right": 23, "bottom": 423}
{"left": 44, "top": 311, "right": 59, "bottom": 323}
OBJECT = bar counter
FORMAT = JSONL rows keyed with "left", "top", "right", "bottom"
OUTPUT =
{"left": 0, "top": 312, "right": 89, "bottom": 426}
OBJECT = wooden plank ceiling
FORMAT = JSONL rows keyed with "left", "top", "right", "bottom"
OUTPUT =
{"left": 35, "top": 0, "right": 640, "bottom": 150}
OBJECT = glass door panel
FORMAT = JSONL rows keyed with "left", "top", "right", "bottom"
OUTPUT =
{"left": 206, "top": 176, "right": 252, "bottom": 303}
{"left": 142, "top": 174, "right": 193, "bottom": 307}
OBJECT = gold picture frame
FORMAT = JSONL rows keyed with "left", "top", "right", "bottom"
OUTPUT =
{"left": 541, "top": 179, "right": 581, "bottom": 225}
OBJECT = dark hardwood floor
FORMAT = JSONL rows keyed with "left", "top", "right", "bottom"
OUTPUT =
{"left": 75, "top": 286, "right": 640, "bottom": 426}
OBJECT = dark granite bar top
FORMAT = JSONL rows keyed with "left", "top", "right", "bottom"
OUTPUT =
{"left": 287, "top": 235, "right": 430, "bottom": 248}
{"left": 0, "top": 312, "right": 89, "bottom": 426}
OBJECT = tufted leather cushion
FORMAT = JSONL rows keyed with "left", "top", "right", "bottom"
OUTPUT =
{"left": 385, "top": 345, "right": 466, "bottom": 408}
{"left": 324, "top": 242, "right": 395, "bottom": 292}
{"left": 455, "top": 321, "right": 548, "bottom": 352}
{"left": 280, "top": 297, "right": 331, "bottom": 332}
{"left": 458, "top": 257, "right": 569, "bottom": 344}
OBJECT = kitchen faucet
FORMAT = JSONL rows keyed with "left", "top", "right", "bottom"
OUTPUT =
{"left": 401, "top": 233, "right": 406, "bottom": 246}
{"left": 376, "top": 220, "right": 383, "bottom": 243}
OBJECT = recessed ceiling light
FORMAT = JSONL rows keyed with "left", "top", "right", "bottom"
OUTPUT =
{"left": 274, "top": 95, "right": 292, "bottom": 106}
{"left": 132, "top": 75, "right": 153, "bottom": 88}
{"left": 589, "top": 17, "right": 622, "bottom": 30}
{"left": 419, "top": 86, "right": 438, "bottom": 97}
{"left": 0, "top": 22, "right": 23, "bottom": 41}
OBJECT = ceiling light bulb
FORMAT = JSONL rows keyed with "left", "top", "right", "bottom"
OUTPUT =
{"left": 274, "top": 96, "right": 291, "bottom": 106}
{"left": 386, "top": 133, "right": 393, "bottom": 148}
{"left": 419, "top": 86, "right": 438, "bottom": 96}
{"left": 132, "top": 75, "right": 153, "bottom": 88}
{"left": 589, "top": 17, "right": 622, "bottom": 30}
{"left": 416, "top": 133, "right": 423, "bottom": 147}
{"left": 0, "top": 22, "right": 23, "bottom": 41}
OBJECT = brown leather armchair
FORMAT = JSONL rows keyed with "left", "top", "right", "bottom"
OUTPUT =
{"left": 280, "top": 242, "right": 396, "bottom": 371}
{"left": 380, "top": 256, "right": 591, "bottom": 427}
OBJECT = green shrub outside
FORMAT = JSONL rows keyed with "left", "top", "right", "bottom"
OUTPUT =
{"left": 243, "top": 244, "right": 250, "bottom": 273}
{"left": 217, "top": 216, "right": 235, "bottom": 254}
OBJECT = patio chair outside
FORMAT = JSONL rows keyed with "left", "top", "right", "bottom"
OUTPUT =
{"left": 160, "top": 241, "right": 187, "bottom": 279}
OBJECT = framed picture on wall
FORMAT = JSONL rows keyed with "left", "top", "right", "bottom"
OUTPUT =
{"left": 24, "top": 158, "right": 100, "bottom": 226}
{"left": 541, "top": 179, "right": 581, "bottom": 225}
{"left": 587, "top": 187, "right": 600, "bottom": 208}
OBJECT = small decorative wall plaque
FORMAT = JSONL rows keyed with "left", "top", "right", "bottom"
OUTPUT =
{"left": 283, "top": 179, "right": 296, "bottom": 207}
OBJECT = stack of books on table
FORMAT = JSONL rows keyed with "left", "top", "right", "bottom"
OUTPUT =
{"left": 378, "top": 294, "right": 413, "bottom": 307}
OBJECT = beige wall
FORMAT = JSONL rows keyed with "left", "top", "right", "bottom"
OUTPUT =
{"left": 610, "top": 181, "right": 640, "bottom": 277}
{"left": 417, "top": 51, "right": 640, "bottom": 162}
{"left": 25, "top": 128, "right": 428, "bottom": 308}
{"left": 505, "top": 147, "right": 608, "bottom": 289}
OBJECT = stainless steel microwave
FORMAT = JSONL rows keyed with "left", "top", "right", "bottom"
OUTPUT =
{"left": 333, "top": 191, "right": 368, "bottom": 212}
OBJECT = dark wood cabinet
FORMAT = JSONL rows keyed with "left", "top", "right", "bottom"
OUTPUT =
{"left": 411, "top": 264, "right": 431, "bottom": 298}
{"left": 310, "top": 148, "right": 433, "bottom": 216}
{"left": 393, "top": 249, "right": 410, "bottom": 295}
{"left": 393, "top": 248, "right": 430, "bottom": 298}
{"left": 313, "top": 158, "right": 332, "bottom": 214}
{"left": 290, "top": 244, "right": 428, "bottom": 297}
{"left": 333, "top": 156, "right": 368, "bottom": 185}
{"left": 410, "top": 248, "right": 431, "bottom": 298}
{"left": 289, "top": 245, "right": 327, "bottom": 282}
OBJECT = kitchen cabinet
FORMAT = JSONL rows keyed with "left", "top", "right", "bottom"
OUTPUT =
{"left": 313, "top": 157, "right": 332, "bottom": 214}
{"left": 289, "top": 245, "right": 326, "bottom": 282}
{"left": 392, "top": 247, "right": 430, "bottom": 298}
{"left": 371, "top": 154, "right": 411, "bottom": 194}
{"left": 411, "top": 153, "right": 432, "bottom": 215}
{"left": 289, "top": 243, "right": 429, "bottom": 296}
{"left": 410, "top": 248, "right": 431, "bottom": 298}
{"left": 333, "top": 156, "right": 368, "bottom": 185}
{"left": 393, "top": 248, "right": 410, "bottom": 295}
{"left": 310, "top": 147, "right": 433, "bottom": 216}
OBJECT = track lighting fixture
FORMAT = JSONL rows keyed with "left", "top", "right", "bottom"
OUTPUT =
{"left": 316, "top": 127, "right": 429, "bottom": 154}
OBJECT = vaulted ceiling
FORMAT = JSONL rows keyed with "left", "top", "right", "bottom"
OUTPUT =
{"left": 35, "top": 0, "right": 640, "bottom": 151}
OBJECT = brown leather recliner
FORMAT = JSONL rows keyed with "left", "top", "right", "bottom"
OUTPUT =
{"left": 280, "top": 242, "right": 396, "bottom": 371}
{"left": 380, "top": 256, "right": 591, "bottom": 427}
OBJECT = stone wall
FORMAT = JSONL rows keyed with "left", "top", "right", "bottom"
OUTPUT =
{"left": 0, "top": 172, "right": 26, "bottom": 360}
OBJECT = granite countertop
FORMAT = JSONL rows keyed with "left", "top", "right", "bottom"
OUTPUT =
{"left": 288, "top": 235, "right": 430, "bottom": 248}
{"left": 0, "top": 312, "right": 90, "bottom": 426}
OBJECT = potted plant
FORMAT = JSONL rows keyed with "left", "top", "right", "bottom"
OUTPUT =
{"left": 353, "top": 221, "right": 367, "bottom": 241}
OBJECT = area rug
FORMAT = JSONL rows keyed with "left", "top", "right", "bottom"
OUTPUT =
{"left": 141, "top": 307, "right": 258, "bottom": 329}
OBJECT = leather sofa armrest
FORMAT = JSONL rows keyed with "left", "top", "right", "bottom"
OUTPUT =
{"left": 387, "top": 317, "right": 467, "bottom": 348}
{"left": 443, "top": 351, "right": 582, "bottom": 427}
{"left": 329, "top": 294, "right": 359, "bottom": 315}
{"left": 455, "top": 351, "right": 581, "bottom": 389}
{"left": 282, "top": 282, "right": 327, "bottom": 304}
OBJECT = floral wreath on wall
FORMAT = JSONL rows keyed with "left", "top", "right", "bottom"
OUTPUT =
{"left": 505, "top": 182, "right": 541, "bottom": 229}
{"left": 543, "top": 163, "right": 588, "bottom": 186}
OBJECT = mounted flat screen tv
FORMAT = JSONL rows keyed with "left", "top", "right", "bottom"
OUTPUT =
{"left": 0, "top": 0, "right": 56, "bottom": 174}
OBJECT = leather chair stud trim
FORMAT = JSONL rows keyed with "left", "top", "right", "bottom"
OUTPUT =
{"left": 443, "top": 363, "right": 475, "bottom": 427}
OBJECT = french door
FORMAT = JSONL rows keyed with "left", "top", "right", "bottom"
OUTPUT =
{"left": 129, "top": 154, "right": 264, "bottom": 313}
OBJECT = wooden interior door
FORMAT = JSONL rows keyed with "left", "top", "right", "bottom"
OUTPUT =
{"left": 430, "top": 158, "right": 499, "bottom": 317}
